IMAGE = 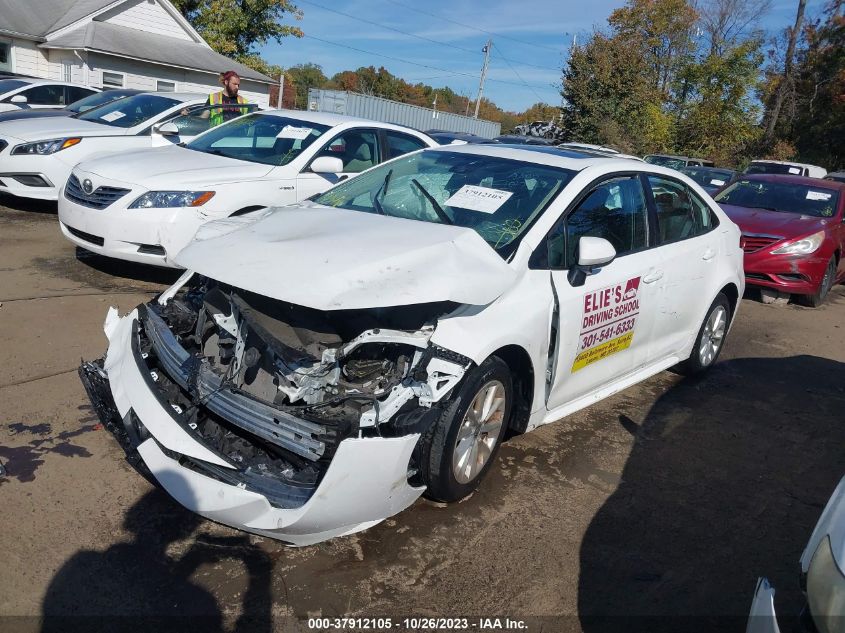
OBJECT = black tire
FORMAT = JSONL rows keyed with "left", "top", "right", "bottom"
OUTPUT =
{"left": 803, "top": 256, "right": 836, "bottom": 308}
{"left": 419, "top": 356, "right": 513, "bottom": 503}
{"left": 674, "top": 293, "right": 731, "bottom": 376}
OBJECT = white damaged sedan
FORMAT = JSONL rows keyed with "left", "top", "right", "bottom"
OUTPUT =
{"left": 80, "top": 144, "right": 744, "bottom": 545}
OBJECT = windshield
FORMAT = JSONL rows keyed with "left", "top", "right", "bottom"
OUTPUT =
{"left": 67, "top": 91, "right": 129, "bottom": 114}
{"left": 715, "top": 180, "right": 840, "bottom": 217}
{"left": 77, "top": 94, "right": 180, "bottom": 128}
{"left": 745, "top": 162, "right": 804, "bottom": 176}
{"left": 0, "top": 79, "right": 30, "bottom": 94}
{"left": 644, "top": 155, "right": 686, "bottom": 170}
{"left": 313, "top": 149, "right": 575, "bottom": 257}
{"left": 682, "top": 168, "right": 734, "bottom": 188}
{"left": 186, "top": 113, "right": 330, "bottom": 166}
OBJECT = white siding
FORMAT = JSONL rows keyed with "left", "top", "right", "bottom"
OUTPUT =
{"left": 99, "top": 0, "right": 194, "bottom": 41}
{"left": 45, "top": 50, "right": 86, "bottom": 84}
{"left": 10, "top": 39, "right": 50, "bottom": 78}
{"left": 87, "top": 53, "right": 270, "bottom": 105}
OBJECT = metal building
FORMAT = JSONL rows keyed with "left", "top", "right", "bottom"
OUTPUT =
{"left": 307, "top": 89, "right": 501, "bottom": 138}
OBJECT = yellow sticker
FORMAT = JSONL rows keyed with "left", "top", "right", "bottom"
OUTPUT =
{"left": 572, "top": 332, "right": 634, "bottom": 372}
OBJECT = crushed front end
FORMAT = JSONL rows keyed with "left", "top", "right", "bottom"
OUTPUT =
{"left": 81, "top": 274, "right": 470, "bottom": 545}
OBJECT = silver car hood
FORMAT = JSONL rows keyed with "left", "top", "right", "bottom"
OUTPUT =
{"left": 175, "top": 203, "right": 517, "bottom": 310}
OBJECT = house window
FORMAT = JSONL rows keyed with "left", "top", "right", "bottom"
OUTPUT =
{"left": 62, "top": 61, "right": 73, "bottom": 82}
{"left": 0, "top": 41, "right": 11, "bottom": 73}
{"left": 156, "top": 80, "right": 176, "bottom": 92}
{"left": 102, "top": 71, "right": 124, "bottom": 89}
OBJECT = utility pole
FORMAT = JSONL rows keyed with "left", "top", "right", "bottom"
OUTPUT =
{"left": 277, "top": 73, "right": 284, "bottom": 109}
{"left": 473, "top": 39, "right": 492, "bottom": 119}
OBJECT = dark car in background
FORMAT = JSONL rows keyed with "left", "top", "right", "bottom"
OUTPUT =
{"left": 681, "top": 166, "right": 737, "bottom": 195}
{"left": 644, "top": 154, "right": 714, "bottom": 169}
{"left": 0, "top": 88, "right": 141, "bottom": 124}
{"left": 714, "top": 175, "right": 845, "bottom": 306}
{"left": 493, "top": 134, "right": 555, "bottom": 145}
{"left": 425, "top": 130, "right": 497, "bottom": 145}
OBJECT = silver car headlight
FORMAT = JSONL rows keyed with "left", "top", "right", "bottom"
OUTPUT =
{"left": 771, "top": 230, "right": 825, "bottom": 255}
{"left": 11, "top": 137, "right": 82, "bottom": 155}
{"left": 128, "top": 191, "right": 215, "bottom": 209}
{"left": 807, "top": 536, "right": 845, "bottom": 633}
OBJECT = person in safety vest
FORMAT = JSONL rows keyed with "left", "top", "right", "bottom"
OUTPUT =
{"left": 201, "top": 70, "right": 249, "bottom": 126}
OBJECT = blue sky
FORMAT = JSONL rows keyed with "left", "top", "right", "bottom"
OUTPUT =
{"left": 260, "top": 0, "right": 827, "bottom": 113}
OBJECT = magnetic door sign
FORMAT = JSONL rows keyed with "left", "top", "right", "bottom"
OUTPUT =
{"left": 572, "top": 276, "right": 641, "bottom": 372}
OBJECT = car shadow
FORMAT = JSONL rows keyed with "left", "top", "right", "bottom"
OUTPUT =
{"left": 0, "top": 192, "right": 57, "bottom": 215}
{"left": 74, "top": 247, "right": 182, "bottom": 286}
{"left": 41, "top": 487, "right": 274, "bottom": 633}
{"left": 577, "top": 355, "right": 845, "bottom": 632}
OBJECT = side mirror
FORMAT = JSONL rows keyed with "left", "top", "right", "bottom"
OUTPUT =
{"left": 568, "top": 236, "right": 617, "bottom": 287}
{"left": 310, "top": 156, "right": 344, "bottom": 174}
{"left": 155, "top": 122, "right": 180, "bottom": 136}
{"left": 10, "top": 94, "right": 27, "bottom": 104}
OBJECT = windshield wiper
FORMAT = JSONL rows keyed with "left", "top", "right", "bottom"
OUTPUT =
{"left": 372, "top": 168, "right": 392, "bottom": 216}
{"left": 411, "top": 178, "right": 453, "bottom": 225}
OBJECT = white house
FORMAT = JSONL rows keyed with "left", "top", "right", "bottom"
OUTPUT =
{"left": 0, "top": 0, "right": 274, "bottom": 105}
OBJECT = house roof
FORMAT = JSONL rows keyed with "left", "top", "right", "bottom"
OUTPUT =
{"left": 0, "top": 0, "right": 115, "bottom": 39}
{"left": 42, "top": 21, "right": 274, "bottom": 83}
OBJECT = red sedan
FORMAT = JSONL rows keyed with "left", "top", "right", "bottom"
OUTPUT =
{"left": 714, "top": 174, "right": 845, "bottom": 306}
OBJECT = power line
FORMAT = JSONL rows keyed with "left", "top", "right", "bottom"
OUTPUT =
{"left": 383, "top": 0, "right": 565, "bottom": 54}
{"left": 299, "top": 34, "right": 558, "bottom": 91}
{"left": 490, "top": 42, "right": 547, "bottom": 105}
{"left": 298, "top": 0, "right": 561, "bottom": 72}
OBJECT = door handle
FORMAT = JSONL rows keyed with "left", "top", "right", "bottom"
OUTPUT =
{"left": 642, "top": 271, "right": 664, "bottom": 284}
{"left": 702, "top": 248, "right": 716, "bottom": 261}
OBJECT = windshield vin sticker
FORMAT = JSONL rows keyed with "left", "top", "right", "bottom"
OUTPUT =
{"left": 100, "top": 111, "right": 125, "bottom": 122}
{"left": 277, "top": 125, "right": 313, "bottom": 140}
{"left": 445, "top": 185, "right": 513, "bottom": 213}
{"left": 710, "top": 179, "right": 726, "bottom": 186}
{"left": 572, "top": 276, "right": 641, "bottom": 372}
{"left": 806, "top": 191, "right": 832, "bottom": 201}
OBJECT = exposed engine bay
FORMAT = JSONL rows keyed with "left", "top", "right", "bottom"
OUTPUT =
{"left": 126, "top": 274, "right": 470, "bottom": 507}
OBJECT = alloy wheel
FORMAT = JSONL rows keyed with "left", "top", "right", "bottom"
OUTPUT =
{"left": 698, "top": 305, "right": 727, "bottom": 367}
{"left": 452, "top": 380, "right": 506, "bottom": 484}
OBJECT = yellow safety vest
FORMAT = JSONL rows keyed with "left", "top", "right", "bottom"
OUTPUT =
{"left": 208, "top": 91, "right": 248, "bottom": 127}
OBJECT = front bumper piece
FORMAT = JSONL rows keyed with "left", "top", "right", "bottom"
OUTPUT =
{"left": 83, "top": 307, "right": 425, "bottom": 545}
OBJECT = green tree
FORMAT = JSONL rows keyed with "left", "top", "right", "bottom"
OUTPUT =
{"left": 561, "top": 32, "right": 661, "bottom": 152}
{"left": 171, "top": 0, "right": 303, "bottom": 64}
{"left": 789, "top": 0, "right": 845, "bottom": 167}
{"left": 674, "top": 39, "right": 765, "bottom": 165}
{"left": 286, "top": 63, "right": 327, "bottom": 109}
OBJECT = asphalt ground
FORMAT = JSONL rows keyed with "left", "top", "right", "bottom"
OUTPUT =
{"left": 1, "top": 193, "right": 844, "bottom": 633}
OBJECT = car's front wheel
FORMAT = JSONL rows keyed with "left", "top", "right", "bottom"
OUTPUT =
{"left": 675, "top": 293, "right": 730, "bottom": 376}
{"left": 804, "top": 256, "right": 836, "bottom": 308}
{"left": 420, "top": 356, "right": 513, "bottom": 502}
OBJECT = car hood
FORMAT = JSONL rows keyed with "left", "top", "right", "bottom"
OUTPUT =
{"left": 719, "top": 203, "right": 830, "bottom": 239}
{"left": 0, "top": 109, "right": 71, "bottom": 124}
{"left": 0, "top": 115, "right": 123, "bottom": 141}
{"left": 175, "top": 202, "right": 517, "bottom": 310}
{"left": 79, "top": 145, "right": 275, "bottom": 188}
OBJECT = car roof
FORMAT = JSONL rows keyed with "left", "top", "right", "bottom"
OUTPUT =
{"left": 559, "top": 142, "right": 620, "bottom": 153}
{"left": 682, "top": 166, "right": 735, "bottom": 172}
{"left": 749, "top": 159, "right": 825, "bottom": 170}
{"left": 737, "top": 173, "right": 845, "bottom": 189}
{"left": 646, "top": 153, "right": 707, "bottom": 161}
{"left": 136, "top": 91, "right": 207, "bottom": 102}
{"left": 427, "top": 142, "right": 644, "bottom": 171}
{"left": 257, "top": 108, "right": 431, "bottom": 134}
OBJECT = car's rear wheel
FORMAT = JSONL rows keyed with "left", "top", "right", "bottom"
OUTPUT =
{"left": 420, "top": 356, "right": 512, "bottom": 502}
{"left": 804, "top": 256, "right": 836, "bottom": 308}
{"left": 675, "top": 293, "right": 730, "bottom": 376}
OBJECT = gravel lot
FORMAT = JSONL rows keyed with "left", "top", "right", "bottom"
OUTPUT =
{"left": 1, "top": 194, "right": 844, "bottom": 632}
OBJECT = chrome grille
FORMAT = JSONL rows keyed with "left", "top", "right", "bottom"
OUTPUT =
{"left": 65, "top": 174, "right": 130, "bottom": 210}
{"left": 740, "top": 234, "right": 781, "bottom": 254}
